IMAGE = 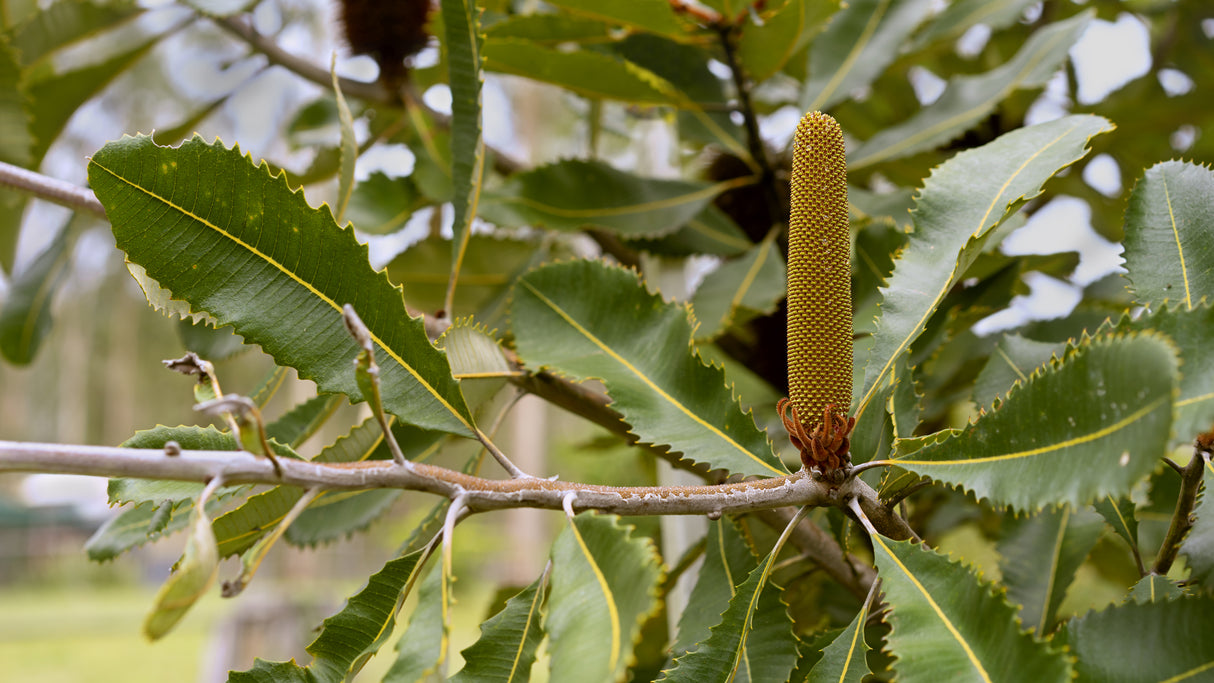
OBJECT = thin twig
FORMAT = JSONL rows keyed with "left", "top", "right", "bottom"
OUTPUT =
{"left": 475, "top": 390, "right": 534, "bottom": 479}
{"left": 1153, "top": 448, "right": 1208, "bottom": 575}
{"left": 884, "top": 479, "right": 931, "bottom": 509}
{"left": 0, "top": 161, "right": 106, "bottom": 218}
{"left": 715, "top": 23, "right": 781, "bottom": 222}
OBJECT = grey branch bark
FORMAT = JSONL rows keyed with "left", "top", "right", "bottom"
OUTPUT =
{"left": 0, "top": 161, "right": 106, "bottom": 218}
{"left": 0, "top": 439, "right": 896, "bottom": 527}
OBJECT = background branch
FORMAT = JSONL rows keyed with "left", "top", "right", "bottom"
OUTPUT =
{"left": 0, "top": 161, "right": 106, "bottom": 218}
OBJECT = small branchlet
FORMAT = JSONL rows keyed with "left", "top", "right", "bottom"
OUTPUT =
{"left": 343, "top": 304, "right": 411, "bottom": 468}
{"left": 782, "top": 111, "right": 855, "bottom": 481}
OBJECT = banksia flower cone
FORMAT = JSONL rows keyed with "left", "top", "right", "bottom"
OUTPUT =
{"left": 779, "top": 111, "right": 854, "bottom": 477}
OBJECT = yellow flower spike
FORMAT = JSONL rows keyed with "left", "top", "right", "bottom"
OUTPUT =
{"left": 783, "top": 111, "right": 854, "bottom": 478}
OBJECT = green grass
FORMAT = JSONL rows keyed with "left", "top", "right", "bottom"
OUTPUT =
{"left": 0, "top": 584, "right": 224, "bottom": 683}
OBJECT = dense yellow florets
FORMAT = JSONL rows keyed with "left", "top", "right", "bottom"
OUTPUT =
{"left": 787, "top": 112, "right": 852, "bottom": 429}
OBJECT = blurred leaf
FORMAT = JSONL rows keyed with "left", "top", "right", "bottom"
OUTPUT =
{"left": 998, "top": 505, "right": 1103, "bottom": 634}
{"left": 547, "top": 513, "right": 662, "bottom": 683}
{"left": 1122, "top": 160, "right": 1214, "bottom": 310}
{"left": 484, "top": 13, "right": 611, "bottom": 43}
{"left": 482, "top": 159, "right": 737, "bottom": 238}
{"left": 181, "top": 0, "right": 256, "bottom": 17}
{"left": 345, "top": 172, "right": 424, "bottom": 235}
{"left": 0, "top": 221, "right": 70, "bottom": 363}
{"left": 546, "top": 0, "right": 690, "bottom": 40}
{"left": 629, "top": 205, "right": 753, "bottom": 257}
{"left": 856, "top": 115, "right": 1112, "bottom": 420}
{"left": 1059, "top": 595, "right": 1214, "bottom": 683}
{"left": 442, "top": 0, "right": 486, "bottom": 318}
{"left": 175, "top": 318, "right": 246, "bottom": 361}
{"left": 802, "top": 0, "right": 933, "bottom": 112}
{"left": 669, "top": 518, "right": 759, "bottom": 657}
{"left": 143, "top": 486, "right": 219, "bottom": 640}
{"left": 871, "top": 535, "right": 1071, "bottom": 682}
{"left": 908, "top": 0, "right": 1039, "bottom": 51}
{"left": 513, "top": 260, "right": 787, "bottom": 477}
{"left": 329, "top": 57, "right": 357, "bottom": 224}
{"left": 738, "top": 0, "right": 838, "bottom": 83}
{"left": 892, "top": 333, "right": 1177, "bottom": 512}
{"left": 451, "top": 568, "right": 549, "bottom": 683}
{"left": 1126, "top": 574, "right": 1187, "bottom": 603}
{"left": 971, "top": 334, "right": 1064, "bottom": 410}
{"left": 0, "top": 36, "right": 30, "bottom": 273}
{"left": 387, "top": 234, "right": 542, "bottom": 320}
{"left": 661, "top": 518, "right": 800, "bottom": 683}
{"left": 10, "top": 0, "right": 141, "bottom": 67}
{"left": 483, "top": 38, "right": 670, "bottom": 103}
{"left": 690, "top": 233, "right": 785, "bottom": 341}
{"left": 805, "top": 590, "right": 873, "bottom": 683}
{"left": 1091, "top": 494, "right": 1140, "bottom": 561}
{"left": 88, "top": 135, "right": 475, "bottom": 436}
{"left": 85, "top": 499, "right": 194, "bottom": 562}
{"left": 849, "top": 12, "right": 1093, "bottom": 169}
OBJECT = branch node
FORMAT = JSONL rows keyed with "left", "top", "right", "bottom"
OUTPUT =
{"left": 562, "top": 491, "right": 579, "bottom": 519}
{"left": 163, "top": 441, "right": 181, "bottom": 457}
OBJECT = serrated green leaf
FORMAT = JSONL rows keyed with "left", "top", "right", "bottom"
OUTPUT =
{"left": 907, "top": 0, "right": 1039, "bottom": 52}
{"left": 387, "top": 234, "right": 542, "bottom": 323}
{"left": 1127, "top": 574, "right": 1187, "bottom": 603}
{"left": 546, "top": 0, "right": 689, "bottom": 39}
{"left": 998, "top": 505, "right": 1103, "bottom": 634}
{"left": 1111, "top": 303, "right": 1214, "bottom": 447}
{"left": 670, "top": 519, "right": 760, "bottom": 657}
{"left": 971, "top": 334, "right": 1064, "bottom": 410}
{"left": 0, "top": 220, "right": 70, "bottom": 363}
{"left": 345, "top": 172, "right": 424, "bottom": 235}
{"left": 88, "top": 135, "right": 475, "bottom": 437}
{"left": 213, "top": 418, "right": 437, "bottom": 557}
{"left": 482, "top": 159, "right": 734, "bottom": 238}
{"left": 384, "top": 554, "right": 451, "bottom": 682}
{"left": 802, "top": 0, "right": 933, "bottom": 112}
{"left": 856, "top": 114, "right": 1113, "bottom": 420}
{"left": 512, "top": 260, "right": 786, "bottom": 477}
{"left": 1123, "top": 160, "right": 1214, "bottom": 311}
{"left": 1091, "top": 494, "right": 1140, "bottom": 559}
{"left": 1180, "top": 463, "right": 1214, "bottom": 590}
{"left": 547, "top": 513, "right": 662, "bottom": 683}
{"left": 451, "top": 568, "right": 549, "bottom": 683}
{"left": 691, "top": 234, "right": 786, "bottom": 342}
{"left": 228, "top": 547, "right": 431, "bottom": 683}
{"left": 483, "top": 38, "right": 670, "bottom": 103}
{"left": 285, "top": 489, "right": 401, "bottom": 547}
{"left": 871, "top": 535, "right": 1071, "bottom": 683}
{"left": 891, "top": 333, "right": 1177, "bottom": 512}
{"left": 806, "top": 592, "right": 873, "bottom": 683}
{"left": 442, "top": 0, "right": 487, "bottom": 318}
{"left": 143, "top": 486, "right": 219, "bottom": 640}
{"left": 85, "top": 499, "right": 193, "bottom": 562}
{"left": 266, "top": 394, "right": 341, "bottom": 448}
{"left": 849, "top": 12, "right": 1093, "bottom": 169}
{"left": 738, "top": 0, "right": 837, "bottom": 83}
{"left": 661, "top": 515, "right": 801, "bottom": 683}
{"left": 438, "top": 319, "right": 516, "bottom": 379}
{"left": 1059, "top": 595, "right": 1214, "bottom": 683}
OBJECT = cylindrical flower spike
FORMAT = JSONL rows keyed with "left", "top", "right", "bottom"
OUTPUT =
{"left": 782, "top": 111, "right": 854, "bottom": 478}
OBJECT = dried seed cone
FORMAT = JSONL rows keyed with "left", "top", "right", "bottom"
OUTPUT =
{"left": 787, "top": 111, "right": 852, "bottom": 428}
